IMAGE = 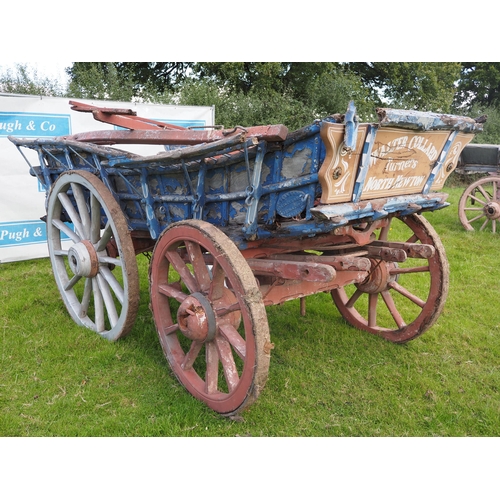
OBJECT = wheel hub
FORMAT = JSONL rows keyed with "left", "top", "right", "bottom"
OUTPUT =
{"left": 67, "top": 240, "right": 99, "bottom": 278}
{"left": 177, "top": 292, "right": 217, "bottom": 343}
{"left": 356, "top": 259, "right": 397, "bottom": 294}
{"left": 484, "top": 202, "right": 500, "bottom": 220}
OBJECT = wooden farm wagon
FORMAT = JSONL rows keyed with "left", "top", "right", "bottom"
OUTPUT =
{"left": 9, "top": 101, "right": 483, "bottom": 414}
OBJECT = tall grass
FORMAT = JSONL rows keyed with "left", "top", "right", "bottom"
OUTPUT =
{"left": 1, "top": 185, "right": 499, "bottom": 437}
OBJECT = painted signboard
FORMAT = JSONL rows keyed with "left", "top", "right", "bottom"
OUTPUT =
{"left": 318, "top": 122, "right": 472, "bottom": 204}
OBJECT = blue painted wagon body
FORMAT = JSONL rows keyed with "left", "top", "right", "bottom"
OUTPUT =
{"left": 9, "top": 101, "right": 484, "bottom": 415}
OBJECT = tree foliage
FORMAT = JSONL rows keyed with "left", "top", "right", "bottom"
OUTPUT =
{"left": 173, "top": 66, "right": 374, "bottom": 129}
{"left": 6, "top": 61, "right": 500, "bottom": 143}
{"left": 347, "top": 62, "right": 462, "bottom": 112}
{"left": 66, "top": 62, "right": 136, "bottom": 101}
{"left": 454, "top": 63, "right": 500, "bottom": 110}
{"left": 0, "top": 63, "right": 65, "bottom": 97}
{"left": 464, "top": 104, "right": 500, "bottom": 144}
{"left": 173, "top": 80, "right": 311, "bottom": 130}
{"left": 64, "top": 61, "right": 463, "bottom": 118}
{"left": 67, "top": 62, "right": 193, "bottom": 96}
{"left": 63, "top": 62, "right": 374, "bottom": 128}
{"left": 192, "top": 62, "right": 342, "bottom": 99}
{"left": 65, "top": 62, "right": 312, "bottom": 128}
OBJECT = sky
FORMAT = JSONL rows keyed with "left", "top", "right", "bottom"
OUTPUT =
{"left": 0, "top": 61, "right": 71, "bottom": 86}
{"left": 1, "top": 0, "right": 495, "bottom": 66}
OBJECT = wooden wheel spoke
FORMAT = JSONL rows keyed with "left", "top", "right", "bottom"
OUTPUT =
{"left": 96, "top": 273, "right": 119, "bottom": 327}
{"left": 388, "top": 281, "right": 425, "bottom": 308}
{"left": 163, "top": 323, "right": 179, "bottom": 335}
{"left": 181, "top": 341, "right": 203, "bottom": 370}
{"left": 219, "top": 323, "right": 246, "bottom": 359}
{"left": 52, "top": 218, "right": 80, "bottom": 243}
{"left": 346, "top": 288, "right": 363, "bottom": 308}
{"left": 99, "top": 267, "right": 125, "bottom": 304}
{"left": 95, "top": 223, "right": 113, "bottom": 252}
{"left": 214, "top": 301, "right": 242, "bottom": 317}
{"left": 158, "top": 283, "right": 188, "bottom": 303}
{"left": 185, "top": 241, "right": 211, "bottom": 292}
{"left": 92, "top": 278, "right": 105, "bottom": 332}
{"left": 480, "top": 218, "right": 490, "bottom": 231}
{"left": 58, "top": 192, "right": 85, "bottom": 237}
{"left": 476, "top": 185, "right": 491, "bottom": 201}
{"left": 80, "top": 278, "right": 92, "bottom": 318}
{"left": 368, "top": 293, "right": 378, "bottom": 328}
{"left": 381, "top": 290, "right": 406, "bottom": 328}
{"left": 209, "top": 260, "right": 226, "bottom": 301}
{"left": 64, "top": 273, "right": 82, "bottom": 291}
{"left": 205, "top": 342, "right": 219, "bottom": 394}
{"left": 90, "top": 193, "right": 102, "bottom": 244}
{"left": 464, "top": 206, "right": 485, "bottom": 212}
{"left": 166, "top": 248, "right": 200, "bottom": 293}
{"left": 216, "top": 336, "right": 240, "bottom": 392}
{"left": 98, "top": 255, "right": 122, "bottom": 267}
{"left": 467, "top": 213, "right": 487, "bottom": 224}
{"left": 468, "top": 193, "right": 488, "bottom": 205}
{"left": 71, "top": 183, "right": 91, "bottom": 239}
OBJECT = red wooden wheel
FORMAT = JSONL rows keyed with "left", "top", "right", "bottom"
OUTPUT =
{"left": 458, "top": 175, "right": 500, "bottom": 232}
{"left": 331, "top": 214, "right": 449, "bottom": 343}
{"left": 149, "top": 219, "right": 270, "bottom": 415}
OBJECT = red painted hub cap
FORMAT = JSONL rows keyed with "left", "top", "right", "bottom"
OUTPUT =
{"left": 176, "top": 292, "right": 216, "bottom": 342}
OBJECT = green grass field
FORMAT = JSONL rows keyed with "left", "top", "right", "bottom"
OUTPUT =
{"left": 1, "top": 184, "right": 499, "bottom": 437}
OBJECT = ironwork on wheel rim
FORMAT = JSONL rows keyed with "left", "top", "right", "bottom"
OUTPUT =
{"left": 46, "top": 170, "right": 139, "bottom": 341}
{"left": 149, "top": 219, "right": 270, "bottom": 415}
{"left": 331, "top": 214, "right": 449, "bottom": 343}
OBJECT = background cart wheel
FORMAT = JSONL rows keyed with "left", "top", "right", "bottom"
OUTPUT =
{"left": 46, "top": 170, "right": 140, "bottom": 341}
{"left": 458, "top": 175, "right": 500, "bottom": 232}
{"left": 149, "top": 219, "right": 270, "bottom": 415}
{"left": 331, "top": 214, "right": 448, "bottom": 343}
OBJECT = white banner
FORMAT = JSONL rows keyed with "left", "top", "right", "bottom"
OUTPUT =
{"left": 0, "top": 94, "right": 214, "bottom": 263}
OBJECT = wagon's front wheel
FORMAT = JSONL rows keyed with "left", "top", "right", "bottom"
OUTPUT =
{"left": 46, "top": 170, "right": 139, "bottom": 341}
{"left": 149, "top": 219, "right": 270, "bottom": 415}
{"left": 331, "top": 214, "right": 448, "bottom": 343}
{"left": 458, "top": 175, "right": 500, "bottom": 232}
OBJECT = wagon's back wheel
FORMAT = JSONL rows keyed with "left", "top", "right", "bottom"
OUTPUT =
{"left": 46, "top": 170, "right": 139, "bottom": 341}
{"left": 149, "top": 219, "right": 271, "bottom": 415}
{"left": 458, "top": 175, "right": 500, "bottom": 232}
{"left": 331, "top": 214, "right": 448, "bottom": 343}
